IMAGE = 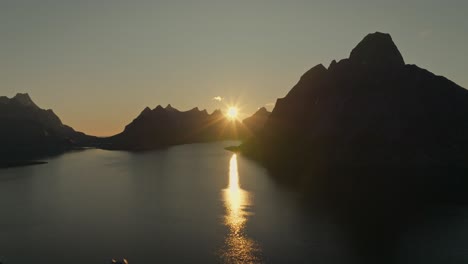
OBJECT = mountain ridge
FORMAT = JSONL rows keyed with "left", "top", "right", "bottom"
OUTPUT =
{"left": 239, "top": 32, "right": 468, "bottom": 205}
{"left": 0, "top": 93, "right": 98, "bottom": 161}
{"left": 104, "top": 104, "right": 250, "bottom": 150}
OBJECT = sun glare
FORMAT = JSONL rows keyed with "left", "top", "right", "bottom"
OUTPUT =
{"left": 226, "top": 107, "right": 238, "bottom": 120}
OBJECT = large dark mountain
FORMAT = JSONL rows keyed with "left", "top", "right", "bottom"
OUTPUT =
{"left": 0, "top": 93, "right": 97, "bottom": 161}
{"left": 104, "top": 105, "right": 247, "bottom": 150}
{"left": 240, "top": 32, "right": 468, "bottom": 204}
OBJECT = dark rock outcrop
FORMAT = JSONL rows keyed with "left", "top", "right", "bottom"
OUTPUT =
{"left": 0, "top": 93, "right": 98, "bottom": 161}
{"left": 104, "top": 105, "right": 247, "bottom": 150}
{"left": 240, "top": 32, "right": 468, "bottom": 205}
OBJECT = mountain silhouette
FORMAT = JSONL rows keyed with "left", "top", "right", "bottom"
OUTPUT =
{"left": 242, "top": 107, "right": 271, "bottom": 135}
{"left": 0, "top": 92, "right": 274, "bottom": 159}
{"left": 240, "top": 32, "right": 468, "bottom": 205}
{"left": 0, "top": 93, "right": 97, "bottom": 161}
{"left": 103, "top": 105, "right": 247, "bottom": 150}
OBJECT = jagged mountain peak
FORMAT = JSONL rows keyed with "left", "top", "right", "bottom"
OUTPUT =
{"left": 240, "top": 31, "right": 468, "bottom": 206}
{"left": 12, "top": 93, "right": 38, "bottom": 108}
{"left": 14, "top": 92, "right": 32, "bottom": 100}
{"left": 153, "top": 105, "right": 165, "bottom": 112}
{"left": 300, "top": 64, "right": 327, "bottom": 81}
{"left": 139, "top": 107, "right": 152, "bottom": 116}
{"left": 188, "top": 107, "right": 200, "bottom": 112}
{"left": 165, "top": 104, "right": 179, "bottom": 112}
{"left": 349, "top": 32, "right": 404, "bottom": 67}
{"left": 255, "top": 107, "right": 269, "bottom": 115}
{"left": 211, "top": 109, "right": 223, "bottom": 116}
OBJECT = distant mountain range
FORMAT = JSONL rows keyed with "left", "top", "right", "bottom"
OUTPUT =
{"left": 103, "top": 104, "right": 270, "bottom": 150}
{"left": 239, "top": 32, "right": 468, "bottom": 204}
{"left": 0, "top": 93, "right": 271, "bottom": 161}
{"left": 103, "top": 105, "right": 241, "bottom": 150}
{"left": 0, "top": 93, "right": 97, "bottom": 161}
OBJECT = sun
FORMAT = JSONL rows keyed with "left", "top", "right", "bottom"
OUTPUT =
{"left": 226, "top": 107, "right": 238, "bottom": 120}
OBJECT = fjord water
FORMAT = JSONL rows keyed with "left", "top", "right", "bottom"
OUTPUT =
{"left": 0, "top": 141, "right": 467, "bottom": 264}
{"left": 0, "top": 142, "right": 337, "bottom": 263}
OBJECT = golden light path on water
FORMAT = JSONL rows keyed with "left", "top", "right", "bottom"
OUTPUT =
{"left": 220, "top": 154, "right": 263, "bottom": 263}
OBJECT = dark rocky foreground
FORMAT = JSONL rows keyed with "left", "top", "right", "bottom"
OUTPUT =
{"left": 236, "top": 32, "right": 468, "bottom": 264}
{"left": 239, "top": 32, "right": 468, "bottom": 206}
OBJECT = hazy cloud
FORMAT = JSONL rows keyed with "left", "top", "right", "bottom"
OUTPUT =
{"left": 213, "top": 96, "right": 223, "bottom": 101}
{"left": 265, "top": 102, "right": 275, "bottom": 107}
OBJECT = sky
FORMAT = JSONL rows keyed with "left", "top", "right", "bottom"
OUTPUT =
{"left": 1, "top": 0, "right": 467, "bottom": 136}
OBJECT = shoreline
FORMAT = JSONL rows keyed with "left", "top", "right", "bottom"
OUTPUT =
{"left": 0, "top": 161, "right": 48, "bottom": 169}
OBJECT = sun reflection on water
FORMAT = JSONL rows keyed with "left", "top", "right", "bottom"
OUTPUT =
{"left": 220, "top": 154, "right": 263, "bottom": 263}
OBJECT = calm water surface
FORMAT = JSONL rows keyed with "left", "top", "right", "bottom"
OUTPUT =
{"left": 0, "top": 141, "right": 467, "bottom": 263}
